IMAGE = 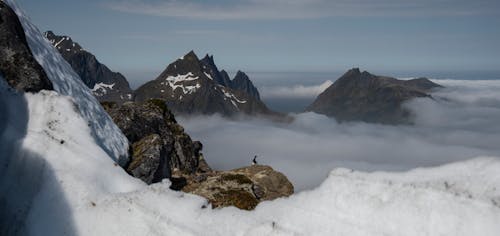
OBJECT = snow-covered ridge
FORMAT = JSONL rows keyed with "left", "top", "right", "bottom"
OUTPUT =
{"left": 5, "top": 0, "right": 129, "bottom": 164}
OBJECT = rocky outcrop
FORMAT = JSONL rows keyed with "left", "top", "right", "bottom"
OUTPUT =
{"left": 134, "top": 51, "right": 279, "bottom": 117}
{"left": 0, "top": 2, "right": 53, "bottom": 92}
{"left": 180, "top": 165, "right": 294, "bottom": 210}
{"left": 44, "top": 31, "right": 132, "bottom": 103}
{"left": 102, "top": 99, "right": 293, "bottom": 210}
{"left": 102, "top": 99, "right": 202, "bottom": 184}
{"left": 306, "top": 68, "right": 443, "bottom": 124}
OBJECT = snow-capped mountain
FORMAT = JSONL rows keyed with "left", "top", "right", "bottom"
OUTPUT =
{"left": 134, "top": 51, "right": 276, "bottom": 116}
{"left": 44, "top": 31, "right": 133, "bottom": 103}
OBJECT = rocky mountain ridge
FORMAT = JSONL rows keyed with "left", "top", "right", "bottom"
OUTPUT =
{"left": 307, "top": 68, "right": 443, "bottom": 124}
{"left": 134, "top": 51, "right": 278, "bottom": 117}
{"left": 44, "top": 31, "right": 133, "bottom": 103}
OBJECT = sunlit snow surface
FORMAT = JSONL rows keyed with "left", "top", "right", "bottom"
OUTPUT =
{"left": 1, "top": 1, "right": 500, "bottom": 235}
{"left": 4, "top": 0, "right": 129, "bottom": 164}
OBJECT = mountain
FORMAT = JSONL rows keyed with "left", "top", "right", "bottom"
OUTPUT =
{"left": 134, "top": 51, "right": 275, "bottom": 116}
{"left": 44, "top": 31, "right": 133, "bottom": 103}
{"left": 306, "top": 68, "right": 443, "bottom": 124}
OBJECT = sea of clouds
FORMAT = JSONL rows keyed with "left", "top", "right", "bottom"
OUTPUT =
{"left": 179, "top": 79, "right": 500, "bottom": 191}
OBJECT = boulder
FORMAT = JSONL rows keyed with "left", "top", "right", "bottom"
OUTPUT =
{"left": 181, "top": 165, "right": 294, "bottom": 210}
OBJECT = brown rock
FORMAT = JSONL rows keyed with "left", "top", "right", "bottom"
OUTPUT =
{"left": 182, "top": 165, "right": 294, "bottom": 210}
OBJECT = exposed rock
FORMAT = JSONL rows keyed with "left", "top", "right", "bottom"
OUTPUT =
{"left": 231, "top": 71, "right": 261, "bottom": 100}
{"left": 102, "top": 99, "right": 201, "bottom": 184}
{"left": 127, "top": 134, "right": 168, "bottom": 184}
{"left": 44, "top": 31, "right": 132, "bottom": 103}
{"left": 181, "top": 165, "right": 294, "bottom": 210}
{"left": 134, "top": 51, "right": 279, "bottom": 117}
{"left": 102, "top": 99, "right": 294, "bottom": 209}
{"left": 306, "top": 68, "right": 443, "bottom": 124}
{"left": 0, "top": 2, "right": 53, "bottom": 92}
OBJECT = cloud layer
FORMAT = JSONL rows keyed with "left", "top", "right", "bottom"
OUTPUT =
{"left": 179, "top": 79, "right": 500, "bottom": 191}
{"left": 105, "top": 0, "right": 499, "bottom": 20}
{"left": 260, "top": 80, "right": 333, "bottom": 99}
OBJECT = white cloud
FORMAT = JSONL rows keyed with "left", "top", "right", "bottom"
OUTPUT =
{"left": 179, "top": 79, "right": 500, "bottom": 191}
{"left": 105, "top": 0, "right": 499, "bottom": 20}
{"left": 260, "top": 80, "right": 333, "bottom": 99}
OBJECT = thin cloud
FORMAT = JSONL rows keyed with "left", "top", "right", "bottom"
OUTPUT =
{"left": 260, "top": 80, "right": 333, "bottom": 99}
{"left": 104, "top": 0, "right": 499, "bottom": 20}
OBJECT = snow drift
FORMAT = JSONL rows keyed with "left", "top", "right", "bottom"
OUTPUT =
{"left": 1, "top": 1, "right": 499, "bottom": 235}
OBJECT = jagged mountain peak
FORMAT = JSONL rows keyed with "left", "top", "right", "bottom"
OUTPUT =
{"left": 134, "top": 51, "right": 277, "bottom": 117}
{"left": 44, "top": 30, "right": 132, "bottom": 103}
{"left": 232, "top": 70, "right": 260, "bottom": 100}
{"left": 44, "top": 30, "right": 83, "bottom": 54}
{"left": 202, "top": 53, "right": 215, "bottom": 63}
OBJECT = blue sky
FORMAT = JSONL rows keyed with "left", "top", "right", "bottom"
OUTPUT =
{"left": 17, "top": 0, "right": 500, "bottom": 82}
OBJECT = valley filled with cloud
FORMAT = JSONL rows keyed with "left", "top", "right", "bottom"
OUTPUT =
{"left": 180, "top": 79, "right": 500, "bottom": 190}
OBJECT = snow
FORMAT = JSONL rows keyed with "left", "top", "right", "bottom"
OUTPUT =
{"left": 53, "top": 37, "right": 65, "bottom": 48}
{"left": 1, "top": 85, "right": 499, "bottom": 235}
{"left": 91, "top": 82, "right": 115, "bottom": 96}
{"left": 220, "top": 87, "right": 247, "bottom": 108}
{"left": 2, "top": 2, "right": 500, "bottom": 235}
{"left": 164, "top": 72, "right": 201, "bottom": 95}
{"left": 204, "top": 72, "right": 214, "bottom": 80}
{"left": 4, "top": 0, "right": 129, "bottom": 165}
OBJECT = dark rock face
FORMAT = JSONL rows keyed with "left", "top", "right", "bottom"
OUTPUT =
{"left": 230, "top": 71, "right": 261, "bottom": 100}
{"left": 0, "top": 2, "right": 52, "bottom": 92}
{"left": 44, "top": 31, "right": 132, "bottom": 103}
{"left": 134, "top": 51, "right": 277, "bottom": 117}
{"left": 128, "top": 134, "right": 167, "bottom": 184}
{"left": 102, "top": 99, "right": 201, "bottom": 184}
{"left": 306, "top": 68, "right": 443, "bottom": 124}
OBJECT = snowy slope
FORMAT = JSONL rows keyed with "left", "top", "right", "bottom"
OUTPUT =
{"left": 4, "top": 0, "right": 129, "bottom": 165}
{"left": 2, "top": 74, "right": 499, "bottom": 235}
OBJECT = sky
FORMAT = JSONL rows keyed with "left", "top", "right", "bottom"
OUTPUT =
{"left": 17, "top": 0, "right": 500, "bottom": 84}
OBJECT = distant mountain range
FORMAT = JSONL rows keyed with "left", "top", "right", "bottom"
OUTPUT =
{"left": 306, "top": 68, "right": 443, "bottom": 124}
{"left": 44, "top": 31, "right": 133, "bottom": 103}
{"left": 45, "top": 32, "right": 443, "bottom": 124}
{"left": 45, "top": 32, "right": 277, "bottom": 117}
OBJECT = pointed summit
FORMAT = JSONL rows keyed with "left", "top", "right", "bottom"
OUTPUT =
{"left": 231, "top": 71, "right": 260, "bottom": 100}
{"left": 202, "top": 54, "right": 215, "bottom": 64}
{"left": 177, "top": 50, "right": 199, "bottom": 62}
